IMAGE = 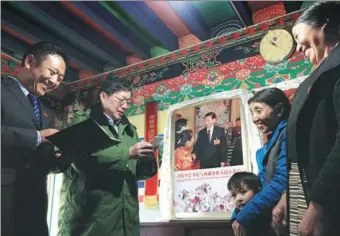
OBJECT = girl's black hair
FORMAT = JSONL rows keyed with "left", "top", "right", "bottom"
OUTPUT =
{"left": 227, "top": 172, "right": 262, "bottom": 197}
{"left": 294, "top": 1, "right": 340, "bottom": 44}
{"left": 248, "top": 87, "right": 291, "bottom": 120}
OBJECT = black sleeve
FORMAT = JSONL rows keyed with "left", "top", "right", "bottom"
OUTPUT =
{"left": 309, "top": 79, "right": 340, "bottom": 214}
{"left": 136, "top": 158, "right": 158, "bottom": 181}
{"left": 1, "top": 126, "right": 37, "bottom": 150}
{"left": 35, "top": 142, "right": 72, "bottom": 173}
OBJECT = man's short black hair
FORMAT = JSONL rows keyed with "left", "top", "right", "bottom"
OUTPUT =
{"left": 204, "top": 112, "right": 217, "bottom": 119}
{"left": 21, "top": 41, "right": 68, "bottom": 67}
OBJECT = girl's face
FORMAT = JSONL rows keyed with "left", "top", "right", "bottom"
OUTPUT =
{"left": 249, "top": 102, "right": 282, "bottom": 134}
{"left": 185, "top": 135, "right": 194, "bottom": 147}
{"left": 234, "top": 189, "right": 256, "bottom": 209}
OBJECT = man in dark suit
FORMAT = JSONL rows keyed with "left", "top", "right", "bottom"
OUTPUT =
{"left": 1, "top": 41, "right": 69, "bottom": 236}
{"left": 193, "top": 112, "right": 227, "bottom": 169}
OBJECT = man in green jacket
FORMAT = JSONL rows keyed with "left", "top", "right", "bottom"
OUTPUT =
{"left": 58, "top": 76, "right": 157, "bottom": 236}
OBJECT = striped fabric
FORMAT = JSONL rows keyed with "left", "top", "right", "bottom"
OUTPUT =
{"left": 226, "top": 142, "right": 235, "bottom": 164}
{"left": 289, "top": 162, "right": 308, "bottom": 236}
{"left": 27, "top": 93, "right": 41, "bottom": 127}
{"left": 138, "top": 181, "right": 145, "bottom": 203}
{"left": 137, "top": 134, "right": 163, "bottom": 203}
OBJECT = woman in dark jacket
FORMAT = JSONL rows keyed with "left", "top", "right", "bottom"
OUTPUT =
{"left": 272, "top": 2, "right": 340, "bottom": 236}
{"left": 231, "top": 88, "right": 291, "bottom": 236}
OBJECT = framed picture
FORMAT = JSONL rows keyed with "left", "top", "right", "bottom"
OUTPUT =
{"left": 159, "top": 89, "right": 261, "bottom": 221}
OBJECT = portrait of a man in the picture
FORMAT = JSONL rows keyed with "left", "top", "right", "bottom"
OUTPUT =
{"left": 192, "top": 112, "right": 227, "bottom": 169}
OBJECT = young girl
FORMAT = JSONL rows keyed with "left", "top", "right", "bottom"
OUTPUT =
{"left": 228, "top": 172, "right": 275, "bottom": 236}
{"left": 174, "top": 129, "right": 195, "bottom": 171}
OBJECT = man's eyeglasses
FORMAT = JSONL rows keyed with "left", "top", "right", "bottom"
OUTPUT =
{"left": 112, "top": 96, "right": 132, "bottom": 106}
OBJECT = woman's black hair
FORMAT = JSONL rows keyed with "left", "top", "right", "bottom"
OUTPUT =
{"left": 227, "top": 172, "right": 262, "bottom": 197}
{"left": 294, "top": 1, "right": 340, "bottom": 44}
{"left": 175, "top": 129, "right": 193, "bottom": 149}
{"left": 175, "top": 118, "right": 188, "bottom": 133}
{"left": 248, "top": 87, "right": 291, "bottom": 120}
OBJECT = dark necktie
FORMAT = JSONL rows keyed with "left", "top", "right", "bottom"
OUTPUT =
{"left": 207, "top": 129, "right": 211, "bottom": 142}
{"left": 27, "top": 93, "right": 41, "bottom": 127}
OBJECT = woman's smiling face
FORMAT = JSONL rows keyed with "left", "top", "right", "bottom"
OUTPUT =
{"left": 249, "top": 102, "right": 281, "bottom": 134}
{"left": 292, "top": 23, "right": 329, "bottom": 67}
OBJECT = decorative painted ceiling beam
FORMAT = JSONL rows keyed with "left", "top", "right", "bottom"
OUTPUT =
{"left": 167, "top": 1, "right": 210, "bottom": 40}
{"left": 98, "top": 1, "right": 159, "bottom": 48}
{"left": 8, "top": 1, "right": 122, "bottom": 68}
{"left": 63, "top": 68, "right": 80, "bottom": 83}
{"left": 63, "top": 10, "right": 302, "bottom": 92}
{"left": 252, "top": 2, "right": 286, "bottom": 24}
{"left": 116, "top": 2, "right": 178, "bottom": 51}
{"left": 1, "top": 31, "right": 28, "bottom": 59}
{"left": 60, "top": 1, "right": 128, "bottom": 54}
{"left": 31, "top": 2, "right": 126, "bottom": 68}
{"left": 230, "top": 1, "right": 253, "bottom": 26}
{"left": 61, "top": 1, "right": 150, "bottom": 59}
{"left": 193, "top": 2, "right": 240, "bottom": 26}
{"left": 1, "top": 9, "right": 101, "bottom": 73}
{"left": 247, "top": 1, "right": 278, "bottom": 12}
{"left": 300, "top": 1, "right": 315, "bottom": 9}
{"left": 283, "top": 2, "right": 304, "bottom": 12}
{"left": 144, "top": 1, "right": 191, "bottom": 37}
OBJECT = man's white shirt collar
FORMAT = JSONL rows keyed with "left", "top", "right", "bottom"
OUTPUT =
{"left": 10, "top": 76, "right": 29, "bottom": 96}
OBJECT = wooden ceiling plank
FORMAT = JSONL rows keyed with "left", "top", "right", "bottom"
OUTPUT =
{"left": 168, "top": 1, "right": 210, "bottom": 40}
{"left": 8, "top": 1, "right": 123, "bottom": 67}
{"left": 33, "top": 2, "right": 126, "bottom": 67}
{"left": 144, "top": 1, "right": 191, "bottom": 37}
{"left": 2, "top": 9, "right": 101, "bottom": 73}
{"left": 116, "top": 1, "right": 178, "bottom": 51}
{"left": 62, "top": 1, "right": 150, "bottom": 59}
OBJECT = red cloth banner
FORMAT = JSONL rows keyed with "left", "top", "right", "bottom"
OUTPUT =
{"left": 143, "top": 102, "right": 159, "bottom": 208}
